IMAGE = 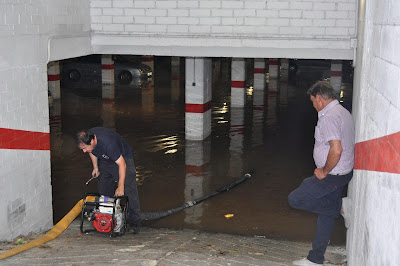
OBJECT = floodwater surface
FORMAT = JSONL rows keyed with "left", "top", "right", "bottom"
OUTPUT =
{"left": 50, "top": 57, "right": 353, "bottom": 244}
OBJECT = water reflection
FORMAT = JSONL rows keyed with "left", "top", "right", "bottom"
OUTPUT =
{"left": 52, "top": 57, "right": 353, "bottom": 245}
{"left": 184, "top": 140, "right": 211, "bottom": 225}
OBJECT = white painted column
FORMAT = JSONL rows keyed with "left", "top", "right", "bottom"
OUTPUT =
{"left": 171, "top": 57, "right": 180, "bottom": 103}
{"left": 47, "top": 61, "right": 60, "bottom": 99}
{"left": 330, "top": 60, "right": 343, "bottom": 96}
{"left": 101, "top": 55, "right": 114, "bottom": 85}
{"left": 142, "top": 78, "right": 155, "bottom": 117}
{"left": 252, "top": 89, "right": 265, "bottom": 147}
{"left": 184, "top": 139, "right": 211, "bottom": 225}
{"left": 102, "top": 84, "right": 116, "bottom": 130}
{"left": 268, "top": 58, "right": 279, "bottom": 79}
{"left": 267, "top": 79, "right": 278, "bottom": 126}
{"left": 280, "top": 59, "right": 289, "bottom": 81}
{"left": 231, "top": 58, "right": 246, "bottom": 107}
{"left": 279, "top": 78, "right": 289, "bottom": 108}
{"left": 49, "top": 99, "right": 62, "bottom": 157}
{"left": 252, "top": 58, "right": 266, "bottom": 147}
{"left": 185, "top": 57, "right": 212, "bottom": 140}
{"left": 142, "top": 55, "right": 155, "bottom": 73}
{"left": 253, "top": 58, "right": 266, "bottom": 90}
{"left": 228, "top": 107, "right": 244, "bottom": 176}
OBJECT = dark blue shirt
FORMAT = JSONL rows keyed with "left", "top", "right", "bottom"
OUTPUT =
{"left": 89, "top": 127, "right": 132, "bottom": 163}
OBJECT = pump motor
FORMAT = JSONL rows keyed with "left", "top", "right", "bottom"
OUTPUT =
{"left": 80, "top": 193, "right": 129, "bottom": 237}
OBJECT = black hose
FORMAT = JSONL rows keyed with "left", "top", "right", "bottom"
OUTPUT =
{"left": 140, "top": 173, "right": 252, "bottom": 221}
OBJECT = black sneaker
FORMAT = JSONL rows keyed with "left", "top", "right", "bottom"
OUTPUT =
{"left": 127, "top": 224, "right": 140, "bottom": 234}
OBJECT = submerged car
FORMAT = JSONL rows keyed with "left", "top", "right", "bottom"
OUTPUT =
{"left": 61, "top": 55, "right": 152, "bottom": 87}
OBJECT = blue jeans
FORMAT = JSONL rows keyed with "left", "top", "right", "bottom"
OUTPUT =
{"left": 288, "top": 171, "right": 353, "bottom": 264}
{"left": 98, "top": 158, "right": 142, "bottom": 227}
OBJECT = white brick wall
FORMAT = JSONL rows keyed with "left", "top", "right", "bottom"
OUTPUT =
{"left": 0, "top": 0, "right": 91, "bottom": 241}
{"left": 91, "top": 0, "right": 357, "bottom": 39}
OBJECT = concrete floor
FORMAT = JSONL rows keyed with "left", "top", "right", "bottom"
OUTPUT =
{"left": 1, "top": 220, "right": 346, "bottom": 265}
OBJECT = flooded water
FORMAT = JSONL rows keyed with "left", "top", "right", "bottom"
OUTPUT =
{"left": 50, "top": 57, "right": 353, "bottom": 244}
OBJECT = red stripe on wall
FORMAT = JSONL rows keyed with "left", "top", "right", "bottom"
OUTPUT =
{"left": 354, "top": 131, "right": 400, "bottom": 174}
{"left": 101, "top": 64, "right": 114, "bottom": 70}
{"left": 0, "top": 128, "right": 50, "bottom": 150}
{"left": 331, "top": 71, "right": 342, "bottom": 77}
{"left": 231, "top": 81, "right": 245, "bottom": 88}
{"left": 48, "top": 74, "right": 60, "bottom": 81}
{"left": 186, "top": 101, "right": 211, "bottom": 113}
{"left": 254, "top": 68, "right": 265, "bottom": 74}
{"left": 269, "top": 60, "right": 278, "bottom": 65}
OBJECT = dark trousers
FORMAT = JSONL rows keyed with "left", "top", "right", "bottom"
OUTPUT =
{"left": 288, "top": 171, "right": 353, "bottom": 264}
{"left": 97, "top": 158, "right": 141, "bottom": 226}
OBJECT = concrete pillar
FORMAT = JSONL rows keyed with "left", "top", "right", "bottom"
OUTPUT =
{"left": 101, "top": 55, "right": 114, "bottom": 85}
{"left": 231, "top": 58, "right": 246, "bottom": 107}
{"left": 185, "top": 57, "right": 212, "bottom": 140}
{"left": 253, "top": 58, "right": 266, "bottom": 90}
{"left": 142, "top": 55, "right": 155, "bottom": 73}
{"left": 47, "top": 61, "right": 60, "bottom": 99}
{"left": 142, "top": 78, "right": 155, "bottom": 117}
{"left": 49, "top": 99, "right": 62, "bottom": 157}
{"left": 171, "top": 57, "right": 180, "bottom": 103}
{"left": 280, "top": 59, "right": 289, "bottom": 81}
{"left": 228, "top": 107, "right": 244, "bottom": 176}
{"left": 252, "top": 89, "right": 265, "bottom": 147}
{"left": 330, "top": 60, "right": 343, "bottom": 97}
{"left": 279, "top": 77, "right": 289, "bottom": 108}
{"left": 267, "top": 79, "right": 278, "bottom": 126}
{"left": 184, "top": 139, "right": 211, "bottom": 225}
{"left": 101, "top": 84, "right": 116, "bottom": 130}
{"left": 268, "top": 58, "right": 279, "bottom": 79}
{"left": 212, "top": 58, "right": 221, "bottom": 83}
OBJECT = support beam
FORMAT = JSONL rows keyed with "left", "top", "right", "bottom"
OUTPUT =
{"left": 185, "top": 57, "right": 212, "bottom": 140}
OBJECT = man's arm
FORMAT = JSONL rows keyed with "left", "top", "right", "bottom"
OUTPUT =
{"left": 114, "top": 155, "right": 126, "bottom": 196}
{"left": 314, "top": 140, "right": 343, "bottom": 179}
{"left": 89, "top": 153, "right": 100, "bottom": 177}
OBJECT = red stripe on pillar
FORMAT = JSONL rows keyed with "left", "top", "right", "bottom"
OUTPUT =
{"left": 269, "top": 60, "right": 278, "bottom": 65}
{"left": 354, "top": 131, "right": 400, "bottom": 174}
{"left": 102, "top": 98, "right": 115, "bottom": 103}
{"left": 331, "top": 71, "right": 342, "bottom": 77}
{"left": 48, "top": 74, "right": 60, "bottom": 81}
{"left": 186, "top": 101, "right": 211, "bottom": 113}
{"left": 254, "top": 68, "right": 265, "bottom": 74}
{"left": 186, "top": 164, "right": 209, "bottom": 176}
{"left": 102, "top": 64, "right": 114, "bottom": 70}
{"left": 0, "top": 128, "right": 50, "bottom": 150}
{"left": 231, "top": 81, "right": 245, "bottom": 88}
{"left": 142, "top": 57, "right": 154, "bottom": 62}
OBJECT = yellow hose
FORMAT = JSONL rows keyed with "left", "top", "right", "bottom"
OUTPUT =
{"left": 0, "top": 196, "right": 95, "bottom": 260}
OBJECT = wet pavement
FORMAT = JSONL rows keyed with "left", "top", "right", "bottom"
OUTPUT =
{"left": 0, "top": 220, "right": 347, "bottom": 265}
{"left": 50, "top": 57, "right": 353, "bottom": 248}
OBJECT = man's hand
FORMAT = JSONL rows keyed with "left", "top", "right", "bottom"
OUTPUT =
{"left": 92, "top": 168, "right": 100, "bottom": 178}
{"left": 314, "top": 168, "right": 328, "bottom": 180}
{"left": 115, "top": 185, "right": 124, "bottom": 197}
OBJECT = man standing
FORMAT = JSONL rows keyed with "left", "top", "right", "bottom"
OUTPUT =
{"left": 288, "top": 81, "right": 355, "bottom": 265}
{"left": 76, "top": 127, "right": 141, "bottom": 233}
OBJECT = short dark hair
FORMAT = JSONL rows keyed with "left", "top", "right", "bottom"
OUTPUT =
{"left": 307, "top": 81, "right": 336, "bottom": 100}
{"left": 76, "top": 130, "right": 95, "bottom": 146}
